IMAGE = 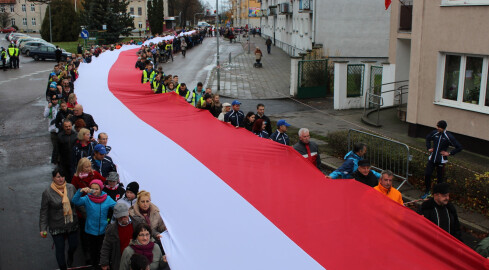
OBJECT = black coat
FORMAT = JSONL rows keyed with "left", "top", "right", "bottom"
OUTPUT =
{"left": 255, "top": 114, "right": 272, "bottom": 135}
{"left": 71, "top": 113, "right": 98, "bottom": 135}
{"left": 352, "top": 170, "right": 378, "bottom": 187}
{"left": 418, "top": 198, "right": 461, "bottom": 240}
{"left": 57, "top": 130, "right": 77, "bottom": 166}
{"left": 426, "top": 130, "right": 462, "bottom": 163}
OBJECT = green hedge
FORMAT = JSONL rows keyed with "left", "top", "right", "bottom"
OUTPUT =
{"left": 325, "top": 130, "right": 489, "bottom": 216}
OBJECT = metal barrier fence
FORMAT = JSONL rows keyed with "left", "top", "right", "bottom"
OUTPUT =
{"left": 347, "top": 129, "right": 412, "bottom": 189}
{"left": 362, "top": 80, "right": 409, "bottom": 126}
{"left": 261, "top": 34, "right": 306, "bottom": 57}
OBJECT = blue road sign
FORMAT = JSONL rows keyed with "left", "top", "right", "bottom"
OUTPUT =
{"left": 81, "top": 30, "right": 89, "bottom": 39}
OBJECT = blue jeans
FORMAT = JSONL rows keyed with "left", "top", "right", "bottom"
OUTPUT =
{"left": 52, "top": 231, "right": 78, "bottom": 270}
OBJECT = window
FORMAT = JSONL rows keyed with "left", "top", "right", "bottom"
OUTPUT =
{"left": 10, "top": 18, "right": 15, "bottom": 26}
{"left": 32, "top": 18, "right": 36, "bottom": 26}
{"left": 10, "top": 5, "right": 14, "bottom": 12}
{"left": 442, "top": 0, "right": 489, "bottom": 5}
{"left": 437, "top": 53, "right": 489, "bottom": 113}
{"left": 31, "top": 4, "right": 35, "bottom": 12}
{"left": 138, "top": 7, "right": 142, "bottom": 16}
{"left": 347, "top": 64, "right": 365, "bottom": 97}
{"left": 22, "top": 18, "right": 27, "bottom": 26}
{"left": 22, "top": 4, "right": 26, "bottom": 12}
{"left": 0, "top": 6, "right": 5, "bottom": 13}
{"left": 130, "top": 7, "right": 134, "bottom": 15}
{"left": 139, "top": 22, "right": 143, "bottom": 28}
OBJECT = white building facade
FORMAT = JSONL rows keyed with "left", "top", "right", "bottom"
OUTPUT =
{"left": 0, "top": 0, "right": 48, "bottom": 33}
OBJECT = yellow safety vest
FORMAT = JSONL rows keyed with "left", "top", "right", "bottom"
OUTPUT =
{"left": 14, "top": 48, "right": 19, "bottom": 56}
{"left": 143, "top": 70, "right": 156, "bottom": 83}
{"left": 1, "top": 51, "right": 6, "bottom": 59}
{"left": 152, "top": 80, "right": 160, "bottom": 93}
{"left": 176, "top": 89, "right": 194, "bottom": 104}
{"left": 8, "top": 47, "right": 15, "bottom": 56}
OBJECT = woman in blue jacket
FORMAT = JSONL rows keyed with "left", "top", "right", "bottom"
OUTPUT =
{"left": 72, "top": 179, "right": 116, "bottom": 268}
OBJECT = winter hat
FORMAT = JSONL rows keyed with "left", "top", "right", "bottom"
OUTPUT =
{"left": 433, "top": 183, "right": 450, "bottom": 195}
{"left": 113, "top": 203, "right": 129, "bottom": 219}
{"left": 106, "top": 171, "right": 119, "bottom": 182}
{"left": 126, "top": 181, "right": 139, "bottom": 195}
{"left": 90, "top": 179, "right": 104, "bottom": 190}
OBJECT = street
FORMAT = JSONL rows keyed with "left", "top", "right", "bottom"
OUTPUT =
{"left": 0, "top": 34, "right": 309, "bottom": 269}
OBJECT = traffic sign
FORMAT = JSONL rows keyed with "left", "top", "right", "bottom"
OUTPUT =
{"left": 81, "top": 29, "right": 89, "bottom": 39}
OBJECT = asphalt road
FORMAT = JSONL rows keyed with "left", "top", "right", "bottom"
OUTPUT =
{"left": 0, "top": 35, "right": 310, "bottom": 270}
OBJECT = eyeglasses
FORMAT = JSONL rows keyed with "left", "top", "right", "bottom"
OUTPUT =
{"left": 138, "top": 233, "right": 150, "bottom": 237}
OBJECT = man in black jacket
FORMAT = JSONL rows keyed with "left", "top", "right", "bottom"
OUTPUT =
{"left": 255, "top": 103, "right": 272, "bottom": 135}
{"left": 418, "top": 183, "right": 461, "bottom": 240}
{"left": 422, "top": 120, "right": 462, "bottom": 199}
{"left": 72, "top": 104, "right": 98, "bottom": 137}
{"left": 352, "top": 159, "right": 379, "bottom": 187}
{"left": 57, "top": 119, "right": 77, "bottom": 181}
{"left": 293, "top": 128, "right": 321, "bottom": 168}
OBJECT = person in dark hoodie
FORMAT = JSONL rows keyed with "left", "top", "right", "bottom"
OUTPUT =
{"left": 328, "top": 142, "right": 369, "bottom": 179}
{"left": 351, "top": 159, "right": 380, "bottom": 187}
{"left": 421, "top": 120, "right": 462, "bottom": 199}
{"left": 103, "top": 172, "right": 125, "bottom": 202}
{"left": 418, "top": 183, "right": 461, "bottom": 240}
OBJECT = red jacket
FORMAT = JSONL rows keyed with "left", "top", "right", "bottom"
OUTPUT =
{"left": 71, "top": 171, "right": 105, "bottom": 190}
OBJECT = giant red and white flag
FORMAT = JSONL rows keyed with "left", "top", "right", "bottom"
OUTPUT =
{"left": 74, "top": 45, "right": 489, "bottom": 270}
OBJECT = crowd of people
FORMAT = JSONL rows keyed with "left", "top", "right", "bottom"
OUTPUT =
{"left": 38, "top": 29, "right": 479, "bottom": 270}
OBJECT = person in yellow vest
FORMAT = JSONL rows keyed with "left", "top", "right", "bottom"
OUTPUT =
{"left": 1, "top": 47, "right": 7, "bottom": 71}
{"left": 7, "top": 44, "right": 15, "bottom": 69}
{"left": 153, "top": 73, "right": 167, "bottom": 94}
{"left": 13, "top": 44, "right": 20, "bottom": 69}
{"left": 175, "top": 83, "right": 194, "bottom": 104}
{"left": 165, "top": 41, "right": 173, "bottom": 62}
{"left": 173, "top": 75, "right": 181, "bottom": 91}
{"left": 141, "top": 62, "right": 156, "bottom": 84}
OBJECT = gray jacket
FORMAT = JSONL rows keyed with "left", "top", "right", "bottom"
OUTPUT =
{"left": 119, "top": 239, "right": 165, "bottom": 270}
{"left": 39, "top": 183, "right": 78, "bottom": 232}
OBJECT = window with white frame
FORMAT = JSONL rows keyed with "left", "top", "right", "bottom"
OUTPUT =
{"left": 130, "top": 7, "right": 134, "bottom": 15}
{"left": 138, "top": 7, "right": 142, "bottom": 16}
{"left": 437, "top": 53, "right": 489, "bottom": 113}
{"left": 32, "top": 18, "right": 36, "bottom": 26}
{"left": 10, "top": 18, "right": 15, "bottom": 26}
{"left": 0, "top": 6, "right": 5, "bottom": 13}
{"left": 22, "top": 18, "right": 27, "bottom": 26}
{"left": 138, "top": 22, "right": 143, "bottom": 29}
{"left": 22, "top": 4, "right": 26, "bottom": 12}
{"left": 442, "top": 0, "right": 489, "bottom": 6}
{"left": 31, "top": 4, "right": 35, "bottom": 12}
{"left": 10, "top": 5, "right": 14, "bottom": 12}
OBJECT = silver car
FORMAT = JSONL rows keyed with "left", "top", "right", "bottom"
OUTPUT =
{"left": 21, "top": 41, "right": 53, "bottom": 56}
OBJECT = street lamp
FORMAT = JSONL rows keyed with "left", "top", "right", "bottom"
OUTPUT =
{"left": 216, "top": 0, "right": 220, "bottom": 92}
{"left": 247, "top": 0, "right": 250, "bottom": 54}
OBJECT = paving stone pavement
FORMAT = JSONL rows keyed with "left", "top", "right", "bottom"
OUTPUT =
{"left": 208, "top": 35, "right": 292, "bottom": 99}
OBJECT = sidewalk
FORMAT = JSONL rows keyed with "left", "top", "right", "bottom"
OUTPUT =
{"left": 269, "top": 97, "right": 489, "bottom": 235}
{"left": 208, "top": 35, "right": 291, "bottom": 99}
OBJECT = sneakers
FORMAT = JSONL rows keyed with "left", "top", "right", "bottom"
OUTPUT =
{"left": 420, "top": 192, "right": 431, "bottom": 199}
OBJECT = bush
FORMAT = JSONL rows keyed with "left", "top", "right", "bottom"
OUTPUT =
{"left": 325, "top": 131, "right": 489, "bottom": 216}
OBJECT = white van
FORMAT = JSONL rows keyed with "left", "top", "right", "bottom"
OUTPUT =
{"left": 197, "top": 21, "right": 211, "bottom": 28}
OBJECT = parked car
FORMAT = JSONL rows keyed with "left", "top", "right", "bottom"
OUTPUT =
{"left": 18, "top": 37, "right": 45, "bottom": 48}
{"left": 7, "top": 33, "right": 27, "bottom": 41}
{"left": 30, "top": 45, "right": 70, "bottom": 61}
{"left": 21, "top": 41, "right": 53, "bottom": 56}
{"left": 1, "top": 27, "right": 16, "bottom": 33}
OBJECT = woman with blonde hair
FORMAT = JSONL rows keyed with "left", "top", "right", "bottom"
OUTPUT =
{"left": 129, "top": 191, "right": 166, "bottom": 250}
{"left": 72, "top": 128, "right": 96, "bottom": 173}
{"left": 67, "top": 93, "right": 77, "bottom": 112}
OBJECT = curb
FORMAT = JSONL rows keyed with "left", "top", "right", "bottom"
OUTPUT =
{"left": 319, "top": 159, "right": 489, "bottom": 234}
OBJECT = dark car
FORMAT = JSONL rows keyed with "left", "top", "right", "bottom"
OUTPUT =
{"left": 30, "top": 45, "right": 70, "bottom": 61}
{"left": 1, "top": 27, "right": 16, "bottom": 33}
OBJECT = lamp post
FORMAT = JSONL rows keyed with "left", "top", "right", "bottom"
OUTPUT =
{"left": 247, "top": 0, "right": 250, "bottom": 54}
{"left": 216, "top": 0, "right": 220, "bottom": 92}
{"left": 48, "top": 2, "right": 52, "bottom": 42}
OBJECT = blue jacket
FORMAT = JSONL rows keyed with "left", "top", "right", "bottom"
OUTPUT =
{"left": 270, "top": 130, "right": 289, "bottom": 145}
{"left": 426, "top": 130, "right": 462, "bottom": 164}
{"left": 224, "top": 110, "right": 245, "bottom": 127}
{"left": 329, "top": 151, "right": 381, "bottom": 179}
{"left": 72, "top": 190, "right": 116, "bottom": 236}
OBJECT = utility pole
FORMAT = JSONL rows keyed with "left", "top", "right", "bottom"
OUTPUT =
{"left": 48, "top": 2, "right": 52, "bottom": 42}
{"left": 247, "top": 0, "right": 250, "bottom": 54}
{"left": 216, "top": 0, "right": 220, "bottom": 92}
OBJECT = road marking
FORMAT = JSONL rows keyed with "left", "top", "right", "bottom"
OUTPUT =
{"left": 0, "top": 68, "right": 51, "bottom": 85}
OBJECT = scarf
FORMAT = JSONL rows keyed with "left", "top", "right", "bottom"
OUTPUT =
{"left": 88, "top": 193, "right": 108, "bottom": 204}
{"left": 50, "top": 182, "right": 73, "bottom": 224}
{"left": 131, "top": 241, "right": 155, "bottom": 262}
{"left": 140, "top": 207, "right": 151, "bottom": 225}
